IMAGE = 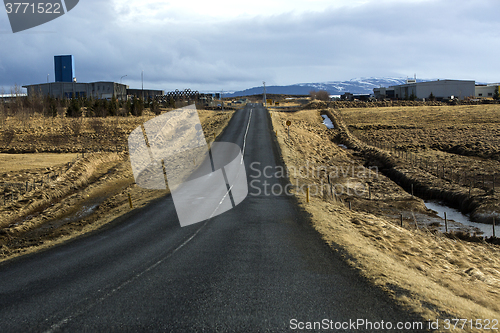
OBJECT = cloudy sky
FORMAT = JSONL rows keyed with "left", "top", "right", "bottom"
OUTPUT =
{"left": 0, "top": 0, "right": 498, "bottom": 93}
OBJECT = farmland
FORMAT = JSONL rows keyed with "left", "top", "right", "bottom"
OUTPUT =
{"left": 270, "top": 103, "right": 500, "bottom": 328}
{"left": 0, "top": 108, "right": 235, "bottom": 261}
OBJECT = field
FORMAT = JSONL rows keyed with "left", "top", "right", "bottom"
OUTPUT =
{"left": 270, "top": 104, "right": 500, "bottom": 331}
{"left": 0, "top": 108, "right": 235, "bottom": 261}
{"left": 339, "top": 105, "right": 500, "bottom": 224}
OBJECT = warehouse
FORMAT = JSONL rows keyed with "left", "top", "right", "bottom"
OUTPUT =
{"left": 23, "top": 81, "right": 129, "bottom": 101}
{"left": 475, "top": 84, "right": 499, "bottom": 99}
{"left": 390, "top": 79, "right": 475, "bottom": 101}
{"left": 374, "top": 79, "right": 476, "bottom": 101}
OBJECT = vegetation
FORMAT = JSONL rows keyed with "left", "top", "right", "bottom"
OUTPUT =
{"left": 494, "top": 88, "right": 500, "bottom": 101}
{"left": 309, "top": 90, "right": 330, "bottom": 101}
{"left": 0, "top": 93, "right": 157, "bottom": 120}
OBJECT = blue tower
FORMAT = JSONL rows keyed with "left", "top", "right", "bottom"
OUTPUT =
{"left": 54, "top": 55, "right": 75, "bottom": 82}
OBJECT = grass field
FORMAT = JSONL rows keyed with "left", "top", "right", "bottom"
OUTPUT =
{"left": 0, "top": 108, "right": 235, "bottom": 262}
{"left": 271, "top": 106, "right": 500, "bottom": 331}
{"left": 341, "top": 104, "right": 500, "bottom": 161}
{"left": 0, "top": 153, "right": 77, "bottom": 173}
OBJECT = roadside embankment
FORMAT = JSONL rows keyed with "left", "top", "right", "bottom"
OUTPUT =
{"left": 270, "top": 108, "right": 500, "bottom": 332}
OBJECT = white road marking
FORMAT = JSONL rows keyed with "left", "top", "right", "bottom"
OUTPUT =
{"left": 210, "top": 108, "right": 253, "bottom": 219}
{"left": 44, "top": 222, "right": 208, "bottom": 333}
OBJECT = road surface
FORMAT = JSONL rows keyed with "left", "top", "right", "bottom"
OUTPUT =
{"left": 0, "top": 104, "right": 427, "bottom": 332}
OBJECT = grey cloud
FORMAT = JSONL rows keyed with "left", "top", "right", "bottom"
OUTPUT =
{"left": 1, "top": 0, "right": 499, "bottom": 92}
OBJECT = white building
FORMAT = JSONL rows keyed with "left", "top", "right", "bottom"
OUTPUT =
{"left": 475, "top": 84, "right": 499, "bottom": 99}
{"left": 389, "top": 79, "right": 475, "bottom": 101}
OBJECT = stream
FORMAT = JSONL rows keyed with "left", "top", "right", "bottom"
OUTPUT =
{"left": 424, "top": 201, "right": 498, "bottom": 238}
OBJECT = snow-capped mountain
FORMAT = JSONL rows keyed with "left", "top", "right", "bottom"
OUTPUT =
{"left": 225, "top": 77, "right": 428, "bottom": 97}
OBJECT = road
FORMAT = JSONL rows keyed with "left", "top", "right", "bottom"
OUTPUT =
{"left": 0, "top": 104, "right": 427, "bottom": 332}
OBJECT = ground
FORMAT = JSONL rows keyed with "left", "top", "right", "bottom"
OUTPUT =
{"left": 270, "top": 104, "right": 500, "bottom": 332}
{"left": 0, "top": 108, "right": 235, "bottom": 262}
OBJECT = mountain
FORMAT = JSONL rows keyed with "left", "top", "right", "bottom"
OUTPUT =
{"left": 225, "top": 77, "right": 428, "bottom": 97}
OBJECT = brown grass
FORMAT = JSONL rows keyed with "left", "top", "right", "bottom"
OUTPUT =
{"left": 270, "top": 108, "right": 500, "bottom": 332}
{"left": 0, "top": 109, "right": 235, "bottom": 262}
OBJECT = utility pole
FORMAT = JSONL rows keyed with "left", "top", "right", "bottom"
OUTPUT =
{"left": 47, "top": 74, "right": 49, "bottom": 83}
{"left": 221, "top": 89, "right": 224, "bottom": 111}
{"left": 263, "top": 81, "right": 266, "bottom": 107}
{"left": 141, "top": 70, "right": 144, "bottom": 101}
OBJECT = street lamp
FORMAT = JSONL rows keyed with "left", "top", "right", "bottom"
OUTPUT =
{"left": 120, "top": 75, "right": 127, "bottom": 84}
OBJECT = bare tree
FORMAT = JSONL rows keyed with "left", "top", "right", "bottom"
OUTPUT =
{"left": 309, "top": 90, "right": 330, "bottom": 101}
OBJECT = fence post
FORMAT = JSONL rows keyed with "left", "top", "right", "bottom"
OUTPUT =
{"left": 444, "top": 212, "right": 448, "bottom": 233}
{"left": 493, "top": 174, "right": 496, "bottom": 193}
{"left": 400, "top": 213, "right": 403, "bottom": 227}
{"left": 128, "top": 193, "right": 133, "bottom": 208}
{"left": 306, "top": 186, "right": 310, "bottom": 203}
{"left": 411, "top": 184, "right": 414, "bottom": 198}
{"left": 493, "top": 217, "right": 496, "bottom": 238}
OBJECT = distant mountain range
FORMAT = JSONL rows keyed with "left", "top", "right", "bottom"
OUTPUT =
{"left": 224, "top": 77, "right": 428, "bottom": 97}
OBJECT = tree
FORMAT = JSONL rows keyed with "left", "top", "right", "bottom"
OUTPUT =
{"left": 125, "top": 99, "right": 132, "bottom": 116}
{"left": 107, "top": 95, "right": 118, "bottom": 116}
{"left": 131, "top": 97, "right": 144, "bottom": 117}
{"left": 309, "top": 90, "right": 330, "bottom": 101}
{"left": 428, "top": 92, "right": 435, "bottom": 101}
{"left": 151, "top": 98, "right": 160, "bottom": 115}
{"left": 493, "top": 88, "right": 500, "bottom": 101}
{"left": 45, "top": 95, "right": 57, "bottom": 117}
{"left": 409, "top": 92, "right": 417, "bottom": 101}
{"left": 67, "top": 98, "right": 82, "bottom": 117}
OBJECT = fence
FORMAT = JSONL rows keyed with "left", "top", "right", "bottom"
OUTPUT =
{"left": 369, "top": 141, "right": 497, "bottom": 193}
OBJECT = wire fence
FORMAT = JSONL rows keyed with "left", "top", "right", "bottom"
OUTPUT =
{"left": 369, "top": 141, "right": 497, "bottom": 194}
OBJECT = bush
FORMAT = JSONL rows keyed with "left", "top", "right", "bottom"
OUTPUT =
{"left": 131, "top": 97, "right": 144, "bottom": 117}
{"left": 309, "top": 90, "right": 330, "bottom": 101}
{"left": 67, "top": 98, "right": 82, "bottom": 117}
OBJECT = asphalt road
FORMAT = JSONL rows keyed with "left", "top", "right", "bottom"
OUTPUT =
{"left": 0, "top": 104, "right": 427, "bottom": 332}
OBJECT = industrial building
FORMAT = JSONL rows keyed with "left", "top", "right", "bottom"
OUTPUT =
{"left": 23, "top": 81, "right": 128, "bottom": 100}
{"left": 475, "top": 84, "right": 500, "bottom": 99}
{"left": 54, "top": 55, "right": 76, "bottom": 83}
{"left": 127, "top": 89, "right": 164, "bottom": 100}
{"left": 374, "top": 79, "right": 476, "bottom": 101}
{"left": 23, "top": 55, "right": 161, "bottom": 101}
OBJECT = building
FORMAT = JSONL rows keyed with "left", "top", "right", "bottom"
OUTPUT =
{"left": 127, "top": 89, "right": 164, "bottom": 100}
{"left": 475, "top": 84, "right": 499, "bottom": 99}
{"left": 373, "top": 87, "right": 395, "bottom": 100}
{"left": 374, "top": 79, "right": 476, "bottom": 101}
{"left": 0, "top": 93, "right": 27, "bottom": 103}
{"left": 54, "top": 55, "right": 75, "bottom": 82}
{"left": 23, "top": 81, "right": 128, "bottom": 100}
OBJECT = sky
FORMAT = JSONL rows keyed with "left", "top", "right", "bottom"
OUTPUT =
{"left": 0, "top": 0, "right": 499, "bottom": 93}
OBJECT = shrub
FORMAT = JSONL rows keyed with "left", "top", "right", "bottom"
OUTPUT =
{"left": 309, "top": 90, "right": 330, "bottom": 101}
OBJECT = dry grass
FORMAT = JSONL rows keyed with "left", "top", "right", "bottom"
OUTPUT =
{"left": 0, "top": 153, "right": 77, "bottom": 173}
{"left": 0, "top": 109, "right": 235, "bottom": 262}
{"left": 341, "top": 104, "right": 500, "bottom": 160}
{"left": 271, "top": 109, "right": 500, "bottom": 332}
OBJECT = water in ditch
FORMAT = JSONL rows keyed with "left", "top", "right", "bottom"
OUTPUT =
{"left": 321, "top": 114, "right": 334, "bottom": 129}
{"left": 424, "top": 201, "right": 498, "bottom": 238}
